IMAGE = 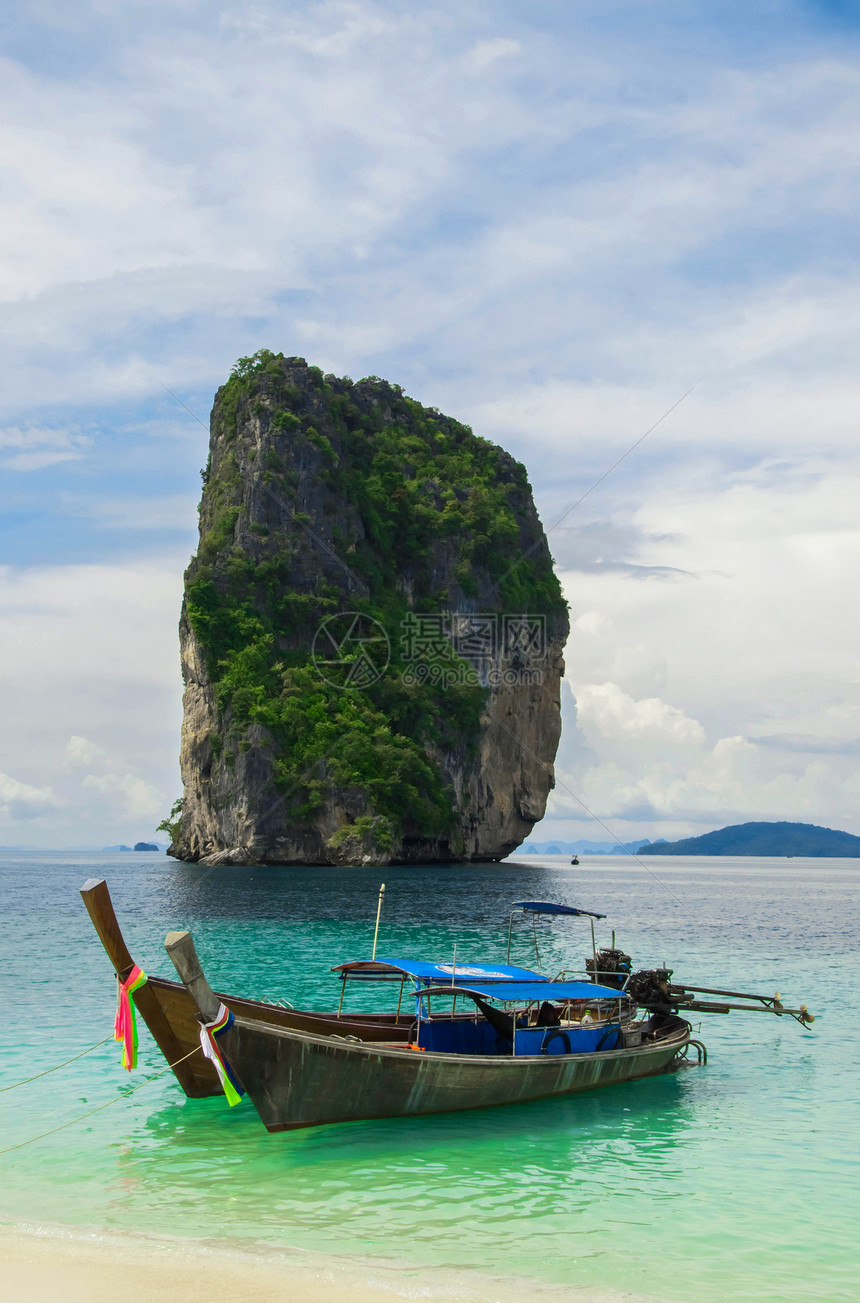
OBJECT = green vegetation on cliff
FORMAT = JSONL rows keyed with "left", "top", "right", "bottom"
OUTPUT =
{"left": 181, "top": 351, "right": 568, "bottom": 857}
{"left": 204, "top": 350, "right": 565, "bottom": 610}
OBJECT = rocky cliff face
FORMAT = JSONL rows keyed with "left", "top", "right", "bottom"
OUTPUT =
{"left": 169, "top": 351, "right": 569, "bottom": 866}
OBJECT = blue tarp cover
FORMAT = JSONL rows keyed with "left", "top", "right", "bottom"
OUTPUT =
{"left": 420, "top": 980, "right": 624, "bottom": 1003}
{"left": 512, "top": 900, "right": 606, "bottom": 919}
{"left": 332, "top": 958, "right": 547, "bottom": 984}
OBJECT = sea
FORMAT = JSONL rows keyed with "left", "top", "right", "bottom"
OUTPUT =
{"left": 0, "top": 851, "right": 856, "bottom": 1302}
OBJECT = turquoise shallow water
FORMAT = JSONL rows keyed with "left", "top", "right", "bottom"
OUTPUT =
{"left": 0, "top": 853, "right": 857, "bottom": 1301}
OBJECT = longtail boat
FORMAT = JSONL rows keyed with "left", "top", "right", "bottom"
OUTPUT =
{"left": 161, "top": 900, "right": 813, "bottom": 1133}
{"left": 163, "top": 927, "right": 695, "bottom": 1131}
{"left": 80, "top": 878, "right": 436, "bottom": 1096}
{"left": 83, "top": 885, "right": 815, "bottom": 1128}
{"left": 80, "top": 879, "right": 547, "bottom": 1097}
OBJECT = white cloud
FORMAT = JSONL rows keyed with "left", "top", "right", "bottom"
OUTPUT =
{"left": 0, "top": 559, "right": 185, "bottom": 687}
{"left": 0, "top": 3, "right": 857, "bottom": 424}
{"left": 64, "top": 735, "right": 109, "bottom": 768}
{"left": 549, "top": 645, "right": 860, "bottom": 838}
{"left": 552, "top": 699, "right": 860, "bottom": 828}
{"left": 467, "top": 38, "right": 521, "bottom": 72}
{"left": 81, "top": 771, "right": 162, "bottom": 818}
{"left": 552, "top": 465, "right": 860, "bottom": 712}
{"left": 543, "top": 457, "right": 860, "bottom": 843}
{"left": 4, "top": 450, "right": 82, "bottom": 471}
{"left": 0, "top": 560, "right": 182, "bottom": 843}
{"left": 2, "top": 1, "right": 860, "bottom": 848}
{"left": 0, "top": 425, "right": 91, "bottom": 471}
{"left": 83, "top": 494, "right": 200, "bottom": 531}
{"left": 573, "top": 683, "right": 706, "bottom": 754}
{"left": 0, "top": 426, "right": 80, "bottom": 450}
{"left": 541, "top": 455, "right": 860, "bottom": 840}
{"left": 0, "top": 770, "right": 56, "bottom": 819}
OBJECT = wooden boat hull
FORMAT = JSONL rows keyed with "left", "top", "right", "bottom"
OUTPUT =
{"left": 216, "top": 1014, "right": 691, "bottom": 1131}
{"left": 80, "top": 878, "right": 414, "bottom": 1098}
{"left": 130, "top": 973, "right": 416, "bottom": 1097}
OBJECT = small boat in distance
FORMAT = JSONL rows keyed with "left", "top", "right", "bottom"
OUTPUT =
{"left": 570, "top": 854, "right": 580, "bottom": 864}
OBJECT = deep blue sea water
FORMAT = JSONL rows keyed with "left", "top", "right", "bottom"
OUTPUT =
{"left": 0, "top": 852, "right": 856, "bottom": 1301}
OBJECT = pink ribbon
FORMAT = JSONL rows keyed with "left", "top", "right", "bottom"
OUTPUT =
{"left": 114, "top": 965, "right": 147, "bottom": 1070}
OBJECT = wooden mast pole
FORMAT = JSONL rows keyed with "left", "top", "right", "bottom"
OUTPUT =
{"left": 371, "top": 883, "right": 386, "bottom": 960}
{"left": 79, "top": 878, "right": 207, "bottom": 1096}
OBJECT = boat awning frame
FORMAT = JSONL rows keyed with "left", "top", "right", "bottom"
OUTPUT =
{"left": 419, "top": 980, "right": 626, "bottom": 1003}
{"left": 331, "top": 957, "right": 548, "bottom": 985}
{"left": 511, "top": 901, "right": 607, "bottom": 919}
{"left": 507, "top": 901, "right": 607, "bottom": 967}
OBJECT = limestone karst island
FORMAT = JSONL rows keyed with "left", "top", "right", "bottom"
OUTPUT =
{"left": 167, "top": 351, "right": 569, "bottom": 867}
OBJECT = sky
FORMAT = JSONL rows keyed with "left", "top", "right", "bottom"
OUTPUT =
{"left": 2, "top": 0, "right": 860, "bottom": 848}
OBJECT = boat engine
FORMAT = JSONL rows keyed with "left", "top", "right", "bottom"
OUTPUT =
{"left": 585, "top": 947, "right": 633, "bottom": 989}
{"left": 625, "top": 967, "right": 675, "bottom": 1009}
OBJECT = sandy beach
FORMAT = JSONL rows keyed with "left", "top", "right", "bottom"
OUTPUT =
{"left": 0, "top": 1225, "right": 656, "bottom": 1303}
{"left": 1, "top": 1226, "right": 501, "bottom": 1303}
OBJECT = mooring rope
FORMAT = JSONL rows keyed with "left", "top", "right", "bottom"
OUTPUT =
{"left": 0, "top": 1047, "right": 202, "bottom": 1157}
{"left": 0, "top": 1036, "right": 114, "bottom": 1094}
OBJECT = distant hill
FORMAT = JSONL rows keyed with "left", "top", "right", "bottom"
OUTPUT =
{"left": 3, "top": 843, "right": 169, "bottom": 854}
{"left": 640, "top": 821, "right": 860, "bottom": 857}
{"left": 522, "top": 839, "right": 667, "bottom": 855}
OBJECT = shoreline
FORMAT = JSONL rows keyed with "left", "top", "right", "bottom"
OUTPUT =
{"left": 0, "top": 1221, "right": 668, "bottom": 1303}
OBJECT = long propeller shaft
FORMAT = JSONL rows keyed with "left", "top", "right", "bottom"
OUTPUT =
{"left": 668, "top": 988, "right": 815, "bottom": 1026}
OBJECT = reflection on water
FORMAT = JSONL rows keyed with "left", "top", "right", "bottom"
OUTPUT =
{"left": 0, "top": 853, "right": 857, "bottom": 1302}
{"left": 107, "top": 1068, "right": 699, "bottom": 1276}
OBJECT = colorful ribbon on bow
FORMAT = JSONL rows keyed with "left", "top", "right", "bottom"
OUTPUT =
{"left": 199, "top": 1004, "right": 244, "bottom": 1107}
{"left": 114, "top": 965, "right": 147, "bottom": 1070}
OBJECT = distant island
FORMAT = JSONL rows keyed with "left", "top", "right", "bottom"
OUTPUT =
{"left": 522, "top": 839, "right": 668, "bottom": 855}
{"left": 639, "top": 821, "right": 860, "bottom": 857}
{"left": 102, "top": 843, "right": 167, "bottom": 853}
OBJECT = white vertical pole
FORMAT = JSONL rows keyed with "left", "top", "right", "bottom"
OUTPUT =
{"left": 371, "top": 883, "right": 386, "bottom": 960}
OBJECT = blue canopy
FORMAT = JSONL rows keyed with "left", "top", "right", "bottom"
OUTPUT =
{"left": 420, "top": 980, "right": 625, "bottom": 1003}
{"left": 332, "top": 957, "right": 547, "bottom": 984}
{"left": 512, "top": 900, "right": 606, "bottom": 920}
